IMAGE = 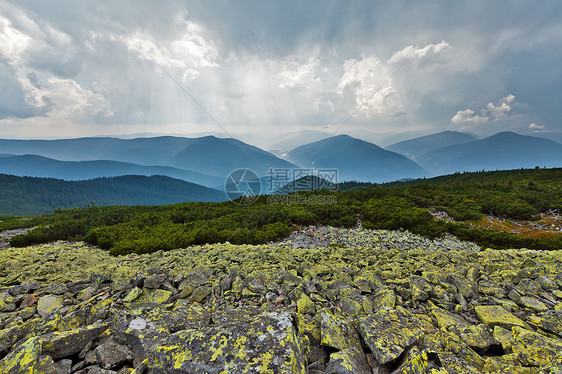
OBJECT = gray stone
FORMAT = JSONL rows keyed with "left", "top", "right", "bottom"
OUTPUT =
{"left": 42, "top": 324, "right": 110, "bottom": 360}
{"left": 145, "top": 312, "right": 307, "bottom": 373}
{"left": 37, "top": 295, "right": 64, "bottom": 318}
{"left": 356, "top": 306, "right": 426, "bottom": 365}
{"left": 53, "top": 359, "right": 72, "bottom": 374}
{"left": 94, "top": 337, "right": 134, "bottom": 369}
{"left": 326, "top": 346, "right": 372, "bottom": 374}
{"left": 144, "top": 274, "right": 167, "bottom": 290}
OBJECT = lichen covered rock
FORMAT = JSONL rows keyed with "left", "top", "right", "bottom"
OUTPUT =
{"left": 0, "top": 336, "right": 42, "bottom": 374}
{"left": 320, "top": 309, "right": 361, "bottom": 350}
{"left": 474, "top": 305, "right": 526, "bottom": 330}
{"left": 510, "top": 326, "right": 562, "bottom": 367}
{"left": 325, "top": 346, "right": 372, "bottom": 374}
{"left": 356, "top": 306, "right": 427, "bottom": 365}
{"left": 0, "top": 226, "right": 561, "bottom": 373}
{"left": 145, "top": 312, "right": 307, "bottom": 373}
{"left": 41, "top": 323, "right": 109, "bottom": 359}
{"left": 37, "top": 294, "right": 63, "bottom": 318}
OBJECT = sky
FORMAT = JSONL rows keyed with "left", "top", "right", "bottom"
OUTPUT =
{"left": 1, "top": 0, "right": 561, "bottom": 143}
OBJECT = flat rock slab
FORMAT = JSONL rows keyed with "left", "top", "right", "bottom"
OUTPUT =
{"left": 42, "top": 323, "right": 109, "bottom": 359}
{"left": 0, "top": 336, "right": 43, "bottom": 374}
{"left": 356, "top": 306, "right": 427, "bottom": 365}
{"left": 474, "top": 305, "right": 526, "bottom": 330}
{"left": 534, "top": 311, "right": 562, "bottom": 337}
{"left": 131, "top": 289, "right": 172, "bottom": 306}
{"left": 432, "top": 307, "right": 471, "bottom": 329}
{"left": 320, "top": 310, "right": 361, "bottom": 350}
{"left": 111, "top": 303, "right": 211, "bottom": 366}
{"left": 325, "top": 346, "right": 372, "bottom": 374}
{"left": 143, "top": 311, "right": 307, "bottom": 373}
{"left": 511, "top": 326, "right": 562, "bottom": 367}
{"left": 37, "top": 294, "right": 63, "bottom": 318}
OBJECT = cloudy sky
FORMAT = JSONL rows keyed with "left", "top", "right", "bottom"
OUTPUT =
{"left": 1, "top": 0, "right": 561, "bottom": 142}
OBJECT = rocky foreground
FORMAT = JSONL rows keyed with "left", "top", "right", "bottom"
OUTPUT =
{"left": 1, "top": 226, "right": 562, "bottom": 373}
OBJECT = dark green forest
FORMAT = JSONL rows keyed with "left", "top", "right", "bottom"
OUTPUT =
{"left": 0, "top": 174, "right": 225, "bottom": 215}
{"left": 1, "top": 168, "right": 561, "bottom": 255}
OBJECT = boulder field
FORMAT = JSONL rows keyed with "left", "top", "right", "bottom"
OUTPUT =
{"left": 0, "top": 226, "right": 562, "bottom": 373}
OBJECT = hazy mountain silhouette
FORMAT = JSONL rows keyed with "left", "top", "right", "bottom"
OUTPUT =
{"left": 527, "top": 131, "right": 562, "bottom": 145}
{"left": 0, "top": 135, "right": 297, "bottom": 178}
{"left": 285, "top": 134, "right": 428, "bottom": 182}
{"left": 386, "top": 131, "right": 478, "bottom": 160}
{"left": 0, "top": 174, "right": 227, "bottom": 215}
{"left": 266, "top": 130, "right": 331, "bottom": 157}
{"left": 417, "top": 132, "right": 562, "bottom": 174}
{"left": 166, "top": 136, "right": 298, "bottom": 177}
{"left": 0, "top": 155, "right": 223, "bottom": 187}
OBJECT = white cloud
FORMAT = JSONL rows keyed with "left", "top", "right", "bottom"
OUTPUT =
{"left": 485, "top": 94, "right": 515, "bottom": 121}
{"left": 123, "top": 20, "right": 219, "bottom": 74}
{"left": 0, "top": 14, "right": 32, "bottom": 63}
{"left": 171, "top": 20, "right": 219, "bottom": 68}
{"left": 278, "top": 57, "right": 319, "bottom": 90}
{"left": 451, "top": 94, "right": 517, "bottom": 130}
{"left": 15, "top": 71, "right": 111, "bottom": 123}
{"left": 1, "top": 1, "right": 561, "bottom": 138}
{"left": 388, "top": 41, "right": 451, "bottom": 63}
{"left": 486, "top": 101, "right": 511, "bottom": 121}
{"left": 451, "top": 109, "right": 489, "bottom": 125}
{"left": 528, "top": 122, "right": 544, "bottom": 130}
{"left": 338, "top": 56, "right": 402, "bottom": 118}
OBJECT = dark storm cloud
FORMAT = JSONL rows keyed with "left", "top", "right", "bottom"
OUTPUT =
{"left": 0, "top": 0, "right": 561, "bottom": 138}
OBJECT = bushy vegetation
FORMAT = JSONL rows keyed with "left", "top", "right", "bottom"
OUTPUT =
{"left": 3, "top": 168, "right": 561, "bottom": 254}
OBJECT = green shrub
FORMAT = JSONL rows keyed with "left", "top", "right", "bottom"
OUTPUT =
{"left": 6, "top": 168, "right": 562, "bottom": 254}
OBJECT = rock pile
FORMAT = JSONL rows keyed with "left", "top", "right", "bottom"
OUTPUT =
{"left": 1, "top": 226, "right": 562, "bottom": 373}
{"left": 0, "top": 229, "right": 31, "bottom": 250}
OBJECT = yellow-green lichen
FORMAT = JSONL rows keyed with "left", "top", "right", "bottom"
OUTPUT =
{"left": 474, "top": 305, "right": 526, "bottom": 330}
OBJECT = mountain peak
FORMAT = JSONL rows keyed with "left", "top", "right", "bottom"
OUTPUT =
{"left": 418, "top": 131, "right": 562, "bottom": 174}
{"left": 385, "top": 130, "right": 478, "bottom": 160}
{"left": 285, "top": 135, "right": 427, "bottom": 182}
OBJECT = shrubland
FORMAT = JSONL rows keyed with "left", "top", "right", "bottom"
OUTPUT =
{"left": 1, "top": 168, "right": 561, "bottom": 255}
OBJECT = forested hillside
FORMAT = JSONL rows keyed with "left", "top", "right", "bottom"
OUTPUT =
{"left": 0, "top": 174, "right": 226, "bottom": 215}
{"left": 2, "top": 168, "right": 560, "bottom": 254}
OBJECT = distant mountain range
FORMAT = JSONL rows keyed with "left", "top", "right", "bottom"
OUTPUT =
{"left": 285, "top": 134, "right": 428, "bottom": 182}
{"left": 1, "top": 131, "right": 561, "bottom": 203}
{"left": 0, "top": 136, "right": 297, "bottom": 178}
{"left": 524, "top": 131, "right": 562, "bottom": 145}
{"left": 386, "top": 131, "right": 478, "bottom": 160}
{"left": 164, "top": 136, "right": 297, "bottom": 177}
{"left": 266, "top": 130, "right": 331, "bottom": 157}
{"left": 0, "top": 155, "right": 223, "bottom": 187}
{"left": 416, "top": 132, "right": 562, "bottom": 174}
{"left": 0, "top": 174, "right": 227, "bottom": 215}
